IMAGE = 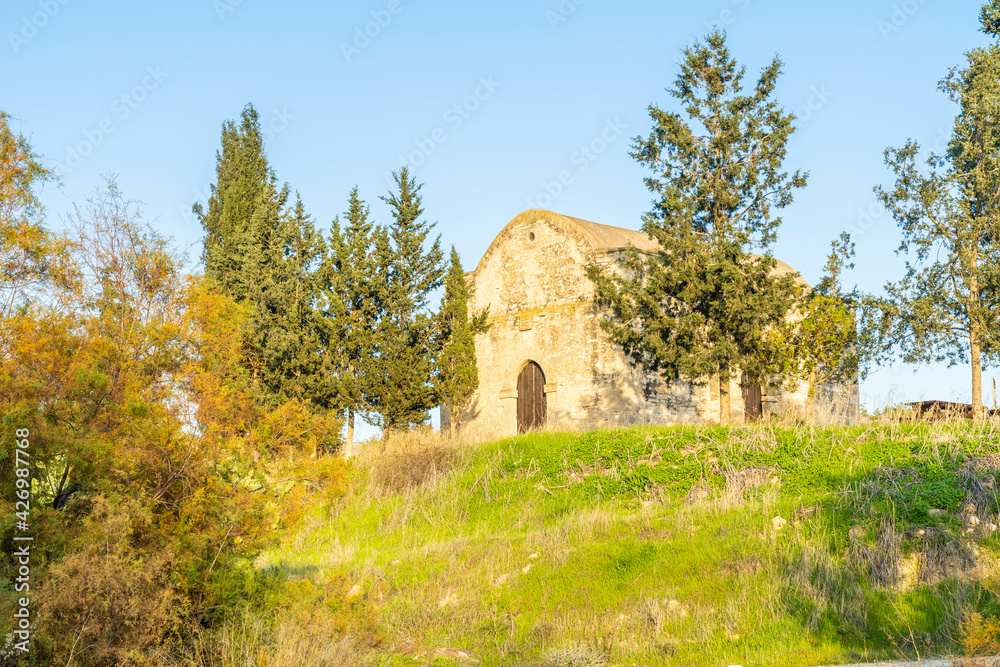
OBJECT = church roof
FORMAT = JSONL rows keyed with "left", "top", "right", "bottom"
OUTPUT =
{"left": 476, "top": 209, "right": 803, "bottom": 282}
{"left": 558, "top": 213, "right": 662, "bottom": 253}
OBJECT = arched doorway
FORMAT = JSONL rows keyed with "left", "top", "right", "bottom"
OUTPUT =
{"left": 517, "top": 361, "right": 547, "bottom": 433}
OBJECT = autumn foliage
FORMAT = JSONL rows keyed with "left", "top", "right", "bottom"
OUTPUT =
{"left": 0, "top": 172, "right": 346, "bottom": 664}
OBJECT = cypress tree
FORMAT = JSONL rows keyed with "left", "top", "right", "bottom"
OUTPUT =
{"left": 365, "top": 168, "right": 445, "bottom": 437}
{"left": 435, "top": 248, "right": 490, "bottom": 437}
{"left": 196, "top": 105, "right": 331, "bottom": 421}
{"left": 320, "top": 187, "right": 386, "bottom": 453}
{"left": 195, "top": 104, "right": 275, "bottom": 301}
{"left": 254, "top": 194, "right": 328, "bottom": 406}
{"left": 587, "top": 31, "right": 807, "bottom": 422}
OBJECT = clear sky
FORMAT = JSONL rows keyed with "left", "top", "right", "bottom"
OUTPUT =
{"left": 2, "top": 0, "right": 995, "bottom": 436}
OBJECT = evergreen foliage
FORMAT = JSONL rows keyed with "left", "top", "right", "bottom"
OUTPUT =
{"left": 321, "top": 187, "right": 387, "bottom": 452}
{"left": 587, "top": 30, "right": 807, "bottom": 422}
{"left": 196, "top": 104, "right": 279, "bottom": 302}
{"left": 782, "top": 232, "right": 860, "bottom": 416}
{"left": 435, "top": 247, "right": 490, "bottom": 437}
{"left": 364, "top": 168, "right": 445, "bottom": 436}
{"left": 0, "top": 179, "right": 346, "bottom": 665}
{"left": 253, "top": 194, "right": 330, "bottom": 408}
{"left": 195, "top": 105, "right": 331, "bottom": 418}
{"left": 863, "top": 4, "right": 1000, "bottom": 415}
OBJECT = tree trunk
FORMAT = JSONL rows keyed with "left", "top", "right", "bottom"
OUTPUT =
{"left": 806, "top": 368, "right": 817, "bottom": 423}
{"left": 972, "top": 332, "right": 983, "bottom": 419}
{"left": 719, "top": 372, "right": 731, "bottom": 424}
{"left": 346, "top": 409, "right": 355, "bottom": 457}
{"left": 970, "top": 242, "right": 984, "bottom": 419}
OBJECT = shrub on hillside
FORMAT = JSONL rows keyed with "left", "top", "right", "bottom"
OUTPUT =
{"left": 370, "top": 430, "right": 457, "bottom": 494}
{"left": 0, "top": 182, "right": 347, "bottom": 665}
{"left": 35, "top": 496, "right": 184, "bottom": 665}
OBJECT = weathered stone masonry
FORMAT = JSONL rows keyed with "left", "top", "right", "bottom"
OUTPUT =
{"left": 459, "top": 209, "right": 858, "bottom": 437}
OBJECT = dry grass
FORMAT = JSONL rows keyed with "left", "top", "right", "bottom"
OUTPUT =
{"left": 541, "top": 644, "right": 608, "bottom": 667}
{"left": 848, "top": 518, "right": 903, "bottom": 589}
{"left": 360, "top": 427, "right": 461, "bottom": 495}
{"left": 187, "top": 609, "right": 366, "bottom": 667}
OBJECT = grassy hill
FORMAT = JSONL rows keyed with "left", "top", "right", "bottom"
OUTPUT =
{"left": 246, "top": 422, "right": 1000, "bottom": 666}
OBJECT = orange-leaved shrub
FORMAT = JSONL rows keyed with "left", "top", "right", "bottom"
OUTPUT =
{"left": 0, "top": 180, "right": 347, "bottom": 665}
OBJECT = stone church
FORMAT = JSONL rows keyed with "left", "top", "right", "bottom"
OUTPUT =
{"left": 457, "top": 209, "right": 858, "bottom": 437}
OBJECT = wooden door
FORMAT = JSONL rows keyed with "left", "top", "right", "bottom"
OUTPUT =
{"left": 742, "top": 374, "right": 762, "bottom": 422}
{"left": 517, "top": 362, "right": 547, "bottom": 433}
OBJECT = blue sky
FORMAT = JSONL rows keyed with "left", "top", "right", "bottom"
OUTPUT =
{"left": 1, "top": 0, "right": 995, "bottom": 433}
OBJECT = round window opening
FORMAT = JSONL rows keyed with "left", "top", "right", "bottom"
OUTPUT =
{"left": 529, "top": 232, "right": 536, "bottom": 241}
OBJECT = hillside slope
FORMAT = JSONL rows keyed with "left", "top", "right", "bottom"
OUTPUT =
{"left": 259, "top": 423, "right": 1000, "bottom": 666}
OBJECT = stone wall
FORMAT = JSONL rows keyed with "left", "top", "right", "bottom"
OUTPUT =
{"left": 459, "top": 210, "right": 859, "bottom": 438}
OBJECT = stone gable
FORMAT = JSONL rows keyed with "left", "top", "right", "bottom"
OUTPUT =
{"left": 458, "top": 209, "right": 858, "bottom": 437}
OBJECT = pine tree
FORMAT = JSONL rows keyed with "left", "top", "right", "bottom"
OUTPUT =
{"left": 195, "top": 105, "right": 332, "bottom": 420}
{"left": 435, "top": 248, "right": 490, "bottom": 437}
{"left": 320, "top": 187, "right": 386, "bottom": 453}
{"left": 253, "top": 194, "right": 329, "bottom": 407}
{"left": 365, "top": 168, "right": 445, "bottom": 436}
{"left": 195, "top": 104, "right": 276, "bottom": 301}
{"left": 862, "top": 1, "right": 1000, "bottom": 416}
{"left": 587, "top": 30, "right": 807, "bottom": 422}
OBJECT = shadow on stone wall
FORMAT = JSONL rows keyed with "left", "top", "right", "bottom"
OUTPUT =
{"left": 571, "top": 367, "right": 702, "bottom": 429}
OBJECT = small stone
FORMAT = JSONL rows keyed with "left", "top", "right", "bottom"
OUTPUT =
{"left": 987, "top": 523, "right": 998, "bottom": 533}
{"left": 969, "top": 515, "right": 981, "bottom": 527}
{"left": 965, "top": 504, "right": 978, "bottom": 515}
{"left": 772, "top": 516, "right": 787, "bottom": 530}
{"left": 929, "top": 509, "right": 947, "bottom": 518}
{"left": 348, "top": 585, "right": 362, "bottom": 597}
{"left": 528, "top": 552, "right": 538, "bottom": 559}
{"left": 522, "top": 563, "right": 533, "bottom": 574}
{"left": 434, "top": 648, "right": 478, "bottom": 664}
{"left": 667, "top": 600, "right": 687, "bottom": 617}
{"left": 915, "top": 529, "right": 926, "bottom": 537}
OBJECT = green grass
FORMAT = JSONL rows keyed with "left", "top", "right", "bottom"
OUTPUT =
{"left": 258, "top": 421, "right": 1000, "bottom": 666}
